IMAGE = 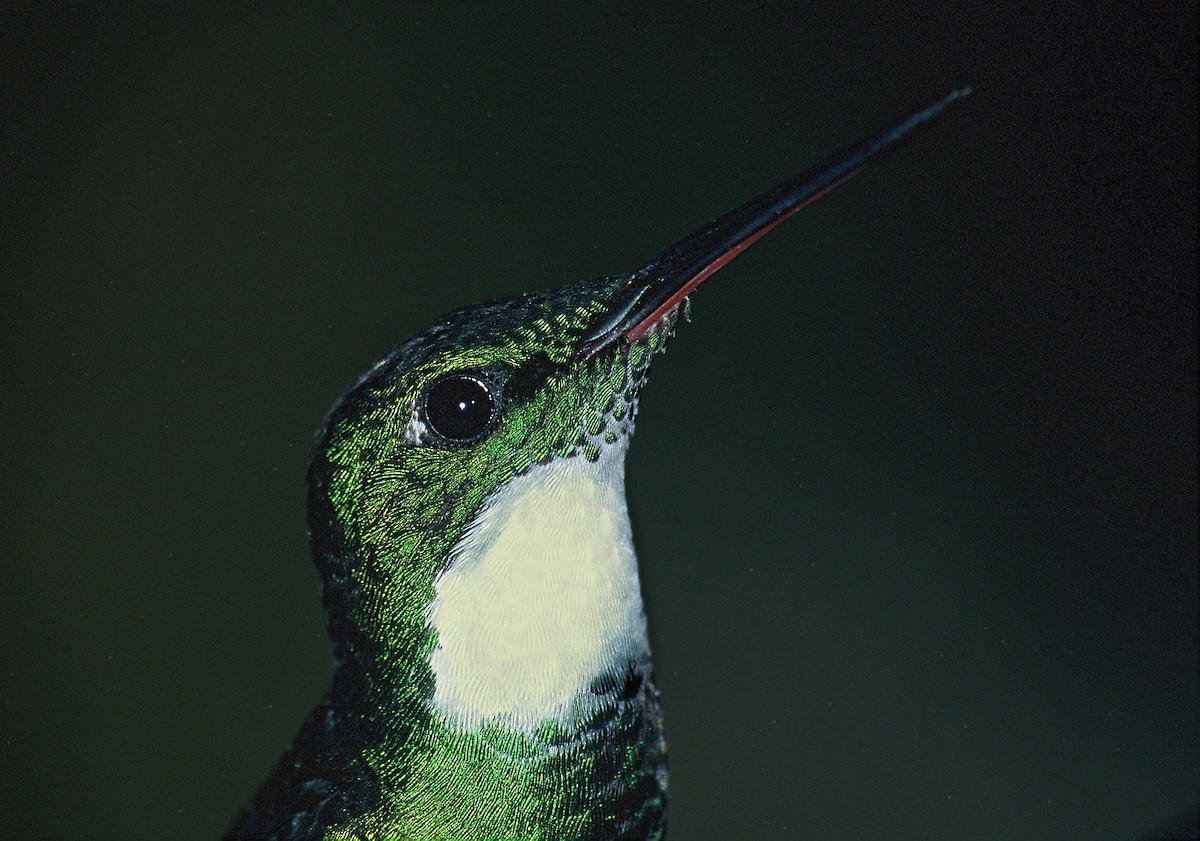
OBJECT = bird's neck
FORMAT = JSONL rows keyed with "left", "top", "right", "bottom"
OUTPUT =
{"left": 426, "top": 443, "right": 652, "bottom": 733}
{"left": 309, "top": 445, "right": 667, "bottom": 836}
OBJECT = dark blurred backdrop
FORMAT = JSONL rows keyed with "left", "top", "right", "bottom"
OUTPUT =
{"left": 2, "top": 3, "right": 1195, "bottom": 839}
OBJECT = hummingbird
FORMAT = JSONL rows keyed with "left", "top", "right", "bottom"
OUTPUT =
{"left": 224, "top": 89, "right": 971, "bottom": 841}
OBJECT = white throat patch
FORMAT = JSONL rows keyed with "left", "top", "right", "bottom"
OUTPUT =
{"left": 426, "top": 442, "right": 648, "bottom": 733}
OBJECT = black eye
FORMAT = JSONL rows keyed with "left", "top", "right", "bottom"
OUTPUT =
{"left": 424, "top": 375, "right": 496, "bottom": 443}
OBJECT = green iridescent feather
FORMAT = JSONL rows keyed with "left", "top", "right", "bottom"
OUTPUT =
{"left": 225, "top": 275, "right": 672, "bottom": 841}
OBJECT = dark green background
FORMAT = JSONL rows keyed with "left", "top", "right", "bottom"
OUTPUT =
{"left": 2, "top": 3, "right": 1195, "bottom": 839}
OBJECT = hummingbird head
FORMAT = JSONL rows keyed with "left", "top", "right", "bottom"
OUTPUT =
{"left": 304, "top": 89, "right": 973, "bottom": 732}
{"left": 306, "top": 271, "right": 681, "bottom": 723}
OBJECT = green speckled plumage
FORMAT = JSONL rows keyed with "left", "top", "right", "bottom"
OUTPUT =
{"left": 226, "top": 276, "right": 672, "bottom": 840}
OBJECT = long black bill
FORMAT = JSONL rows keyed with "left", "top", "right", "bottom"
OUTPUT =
{"left": 580, "top": 88, "right": 973, "bottom": 359}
